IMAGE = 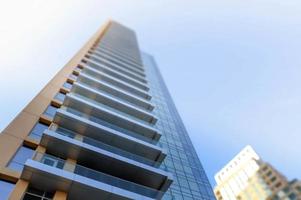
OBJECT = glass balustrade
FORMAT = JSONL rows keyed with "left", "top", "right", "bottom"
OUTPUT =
{"left": 63, "top": 107, "right": 158, "bottom": 145}
{"left": 32, "top": 152, "right": 164, "bottom": 199}
{"left": 76, "top": 81, "right": 153, "bottom": 112}
{"left": 71, "top": 93, "right": 154, "bottom": 126}
{"left": 54, "top": 127, "right": 162, "bottom": 167}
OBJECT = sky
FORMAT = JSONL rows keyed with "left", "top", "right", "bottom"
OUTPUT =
{"left": 0, "top": 0, "right": 301, "bottom": 186}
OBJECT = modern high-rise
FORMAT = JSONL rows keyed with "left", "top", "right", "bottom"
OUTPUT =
{"left": 0, "top": 21, "right": 215, "bottom": 200}
{"left": 214, "top": 145, "right": 301, "bottom": 200}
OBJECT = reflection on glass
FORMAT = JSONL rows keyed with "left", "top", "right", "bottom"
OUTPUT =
{"left": 8, "top": 146, "right": 34, "bottom": 171}
{"left": 0, "top": 180, "right": 15, "bottom": 199}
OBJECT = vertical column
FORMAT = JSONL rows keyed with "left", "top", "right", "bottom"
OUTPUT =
{"left": 63, "top": 159, "right": 77, "bottom": 172}
{"left": 8, "top": 179, "right": 29, "bottom": 200}
{"left": 53, "top": 191, "right": 68, "bottom": 200}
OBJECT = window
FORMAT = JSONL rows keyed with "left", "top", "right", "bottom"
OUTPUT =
{"left": 23, "top": 186, "right": 54, "bottom": 200}
{"left": 63, "top": 82, "right": 73, "bottom": 89}
{"left": 0, "top": 180, "right": 15, "bottom": 199}
{"left": 54, "top": 92, "right": 65, "bottom": 102}
{"left": 41, "top": 155, "right": 64, "bottom": 169}
{"left": 56, "top": 127, "right": 75, "bottom": 138}
{"left": 43, "top": 105, "right": 58, "bottom": 118}
{"left": 29, "top": 122, "right": 49, "bottom": 140}
{"left": 69, "top": 73, "right": 78, "bottom": 80}
{"left": 8, "top": 146, "right": 34, "bottom": 171}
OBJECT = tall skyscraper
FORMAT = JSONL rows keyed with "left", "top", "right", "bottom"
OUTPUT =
{"left": 0, "top": 21, "right": 215, "bottom": 200}
{"left": 214, "top": 146, "right": 301, "bottom": 200}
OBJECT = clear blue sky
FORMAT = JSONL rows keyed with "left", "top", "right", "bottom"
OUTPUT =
{"left": 1, "top": 0, "right": 301, "bottom": 186}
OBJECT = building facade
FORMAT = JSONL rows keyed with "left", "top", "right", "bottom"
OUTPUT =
{"left": 0, "top": 21, "right": 214, "bottom": 200}
{"left": 214, "top": 146, "right": 301, "bottom": 200}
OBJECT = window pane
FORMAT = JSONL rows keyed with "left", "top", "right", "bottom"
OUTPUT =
{"left": 63, "top": 82, "right": 72, "bottom": 89}
{"left": 24, "top": 186, "right": 55, "bottom": 200}
{"left": 29, "top": 122, "right": 49, "bottom": 140}
{"left": 8, "top": 146, "right": 34, "bottom": 171}
{"left": 23, "top": 193, "right": 41, "bottom": 200}
{"left": 69, "top": 73, "right": 78, "bottom": 80}
{"left": 0, "top": 180, "right": 15, "bottom": 199}
{"left": 43, "top": 105, "right": 58, "bottom": 118}
{"left": 7, "top": 162, "right": 24, "bottom": 171}
{"left": 54, "top": 92, "right": 65, "bottom": 102}
{"left": 27, "top": 187, "right": 44, "bottom": 196}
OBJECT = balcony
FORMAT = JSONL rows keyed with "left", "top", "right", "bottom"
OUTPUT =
{"left": 88, "top": 50, "right": 145, "bottom": 76}
{"left": 77, "top": 62, "right": 151, "bottom": 99}
{"left": 63, "top": 94, "right": 160, "bottom": 140}
{"left": 40, "top": 129, "right": 167, "bottom": 180}
{"left": 96, "top": 44, "right": 143, "bottom": 66}
{"left": 85, "top": 54, "right": 146, "bottom": 84}
{"left": 92, "top": 47, "right": 144, "bottom": 71}
{"left": 75, "top": 74, "right": 153, "bottom": 109}
{"left": 71, "top": 82, "right": 156, "bottom": 124}
{"left": 82, "top": 57, "right": 146, "bottom": 86}
{"left": 39, "top": 129, "right": 169, "bottom": 185}
{"left": 41, "top": 128, "right": 165, "bottom": 166}
{"left": 98, "top": 42, "right": 142, "bottom": 65}
{"left": 53, "top": 108, "right": 162, "bottom": 155}
{"left": 82, "top": 65, "right": 149, "bottom": 92}
{"left": 65, "top": 93, "right": 155, "bottom": 127}
{"left": 22, "top": 153, "right": 171, "bottom": 200}
{"left": 72, "top": 81, "right": 154, "bottom": 114}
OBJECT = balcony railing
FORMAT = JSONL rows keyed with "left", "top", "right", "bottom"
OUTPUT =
{"left": 63, "top": 107, "right": 159, "bottom": 145}
{"left": 89, "top": 51, "right": 145, "bottom": 77}
{"left": 54, "top": 127, "right": 162, "bottom": 167}
{"left": 71, "top": 93, "right": 156, "bottom": 126}
{"left": 79, "top": 67, "right": 150, "bottom": 100}
{"left": 74, "top": 82, "right": 154, "bottom": 112}
{"left": 85, "top": 55, "right": 146, "bottom": 84}
{"left": 32, "top": 152, "right": 164, "bottom": 199}
{"left": 74, "top": 79, "right": 154, "bottom": 111}
{"left": 91, "top": 49, "right": 144, "bottom": 73}
{"left": 93, "top": 46, "right": 144, "bottom": 71}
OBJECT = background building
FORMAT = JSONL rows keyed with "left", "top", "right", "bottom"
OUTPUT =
{"left": 214, "top": 146, "right": 301, "bottom": 200}
{"left": 0, "top": 21, "right": 215, "bottom": 200}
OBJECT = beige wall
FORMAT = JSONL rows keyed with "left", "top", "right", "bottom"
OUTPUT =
{"left": 0, "top": 21, "right": 111, "bottom": 200}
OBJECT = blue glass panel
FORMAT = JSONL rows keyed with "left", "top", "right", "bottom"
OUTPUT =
{"left": 142, "top": 53, "right": 215, "bottom": 200}
{"left": 29, "top": 122, "right": 49, "bottom": 140}
{"left": 0, "top": 180, "right": 15, "bottom": 199}
{"left": 43, "top": 105, "right": 58, "bottom": 118}
{"left": 63, "top": 82, "right": 73, "bottom": 89}
{"left": 54, "top": 92, "right": 66, "bottom": 102}
{"left": 8, "top": 146, "right": 34, "bottom": 171}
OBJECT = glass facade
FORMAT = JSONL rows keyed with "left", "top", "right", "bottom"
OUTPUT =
{"left": 28, "top": 122, "right": 49, "bottom": 140}
{"left": 1, "top": 21, "right": 214, "bottom": 200}
{"left": 142, "top": 53, "right": 215, "bottom": 200}
{"left": 8, "top": 146, "right": 35, "bottom": 171}
{"left": 43, "top": 105, "right": 58, "bottom": 118}
{"left": 0, "top": 180, "right": 15, "bottom": 200}
{"left": 63, "top": 82, "right": 73, "bottom": 89}
{"left": 54, "top": 92, "right": 66, "bottom": 102}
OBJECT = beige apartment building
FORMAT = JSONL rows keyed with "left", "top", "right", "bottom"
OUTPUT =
{"left": 0, "top": 20, "right": 215, "bottom": 200}
{"left": 214, "top": 146, "right": 301, "bottom": 200}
